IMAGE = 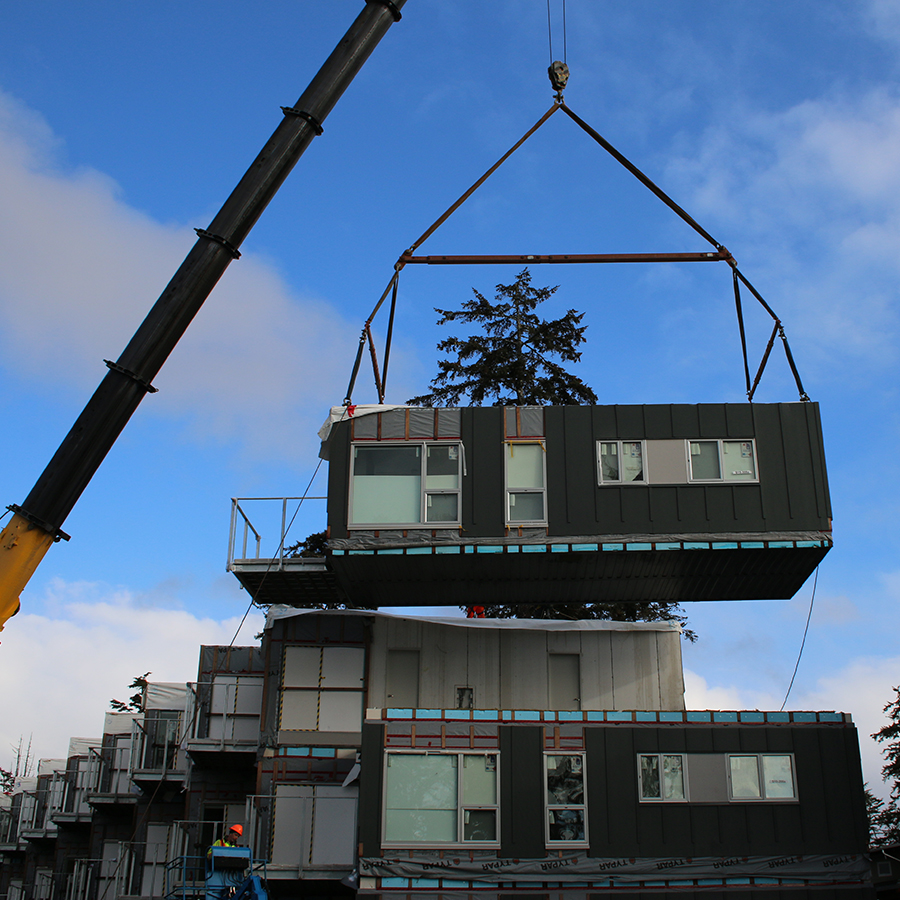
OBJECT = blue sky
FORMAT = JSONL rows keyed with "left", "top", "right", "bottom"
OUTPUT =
{"left": 2, "top": 1, "right": 900, "bottom": 796}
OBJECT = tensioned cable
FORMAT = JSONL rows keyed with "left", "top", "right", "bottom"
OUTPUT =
{"left": 780, "top": 565, "right": 819, "bottom": 711}
{"left": 546, "top": 1, "right": 568, "bottom": 65}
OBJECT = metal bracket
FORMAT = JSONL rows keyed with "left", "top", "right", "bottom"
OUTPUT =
{"left": 194, "top": 228, "right": 241, "bottom": 259}
{"left": 280, "top": 107, "right": 324, "bottom": 135}
{"left": 104, "top": 359, "right": 159, "bottom": 394}
{"left": 8, "top": 505, "right": 71, "bottom": 542}
{"left": 368, "top": 0, "right": 402, "bottom": 22}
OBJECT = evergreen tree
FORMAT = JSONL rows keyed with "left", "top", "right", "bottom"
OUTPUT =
{"left": 110, "top": 671, "right": 150, "bottom": 713}
{"left": 410, "top": 270, "right": 691, "bottom": 636}
{"left": 871, "top": 686, "right": 900, "bottom": 845}
{"left": 408, "top": 268, "right": 598, "bottom": 407}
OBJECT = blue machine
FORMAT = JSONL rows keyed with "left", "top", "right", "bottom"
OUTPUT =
{"left": 206, "top": 846, "right": 268, "bottom": 900}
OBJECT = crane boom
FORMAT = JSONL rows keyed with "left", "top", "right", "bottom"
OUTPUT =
{"left": 0, "top": 0, "right": 407, "bottom": 632}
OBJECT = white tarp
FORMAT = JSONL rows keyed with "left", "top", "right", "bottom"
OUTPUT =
{"left": 67, "top": 737, "right": 101, "bottom": 758}
{"left": 37, "top": 759, "right": 65, "bottom": 776}
{"left": 318, "top": 405, "right": 407, "bottom": 459}
{"left": 265, "top": 605, "right": 680, "bottom": 634}
{"left": 145, "top": 682, "right": 188, "bottom": 710}
{"left": 104, "top": 712, "right": 140, "bottom": 735}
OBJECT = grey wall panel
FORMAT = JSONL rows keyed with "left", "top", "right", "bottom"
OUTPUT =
{"left": 272, "top": 784, "right": 310, "bottom": 867}
{"left": 353, "top": 415, "right": 378, "bottom": 439}
{"left": 500, "top": 726, "right": 545, "bottom": 857}
{"left": 381, "top": 410, "right": 406, "bottom": 439}
{"left": 646, "top": 440, "right": 688, "bottom": 484}
{"left": 437, "top": 407, "right": 461, "bottom": 438}
{"left": 310, "top": 785, "right": 358, "bottom": 867}
{"left": 408, "top": 407, "right": 434, "bottom": 438}
{"left": 500, "top": 630, "right": 550, "bottom": 708}
{"left": 385, "top": 650, "right": 419, "bottom": 708}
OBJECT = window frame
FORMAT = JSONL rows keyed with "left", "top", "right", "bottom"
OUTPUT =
{"left": 504, "top": 439, "right": 548, "bottom": 526}
{"left": 637, "top": 752, "right": 689, "bottom": 802}
{"left": 381, "top": 750, "right": 500, "bottom": 849}
{"left": 726, "top": 753, "right": 797, "bottom": 802}
{"left": 544, "top": 751, "right": 588, "bottom": 847}
{"left": 348, "top": 440, "right": 463, "bottom": 529}
{"left": 597, "top": 439, "right": 648, "bottom": 485}
{"left": 686, "top": 438, "right": 759, "bottom": 484}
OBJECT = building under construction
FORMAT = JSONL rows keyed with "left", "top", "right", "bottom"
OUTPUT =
{"left": 0, "top": 404, "right": 872, "bottom": 900}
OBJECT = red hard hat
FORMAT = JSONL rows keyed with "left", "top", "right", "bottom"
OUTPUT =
{"left": 229, "top": 824, "right": 243, "bottom": 836}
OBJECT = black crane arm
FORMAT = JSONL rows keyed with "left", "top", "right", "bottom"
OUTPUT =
{"left": 0, "top": 0, "right": 407, "bottom": 631}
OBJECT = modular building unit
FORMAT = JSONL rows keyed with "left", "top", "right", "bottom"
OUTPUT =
{"left": 283, "top": 403, "right": 830, "bottom": 607}
{"left": 357, "top": 710, "right": 870, "bottom": 900}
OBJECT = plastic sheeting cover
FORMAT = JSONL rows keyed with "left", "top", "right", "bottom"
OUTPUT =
{"left": 318, "top": 405, "right": 406, "bottom": 459}
{"left": 145, "top": 682, "right": 189, "bottom": 710}
{"left": 265, "top": 606, "right": 680, "bottom": 633}
{"left": 103, "top": 712, "right": 140, "bottom": 735}
{"left": 360, "top": 851, "right": 869, "bottom": 884}
{"left": 67, "top": 737, "right": 101, "bottom": 758}
{"left": 37, "top": 759, "right": 66, "bottom": 776}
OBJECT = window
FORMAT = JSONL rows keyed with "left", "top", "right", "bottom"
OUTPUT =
{"left": 545, "top": 754, "right": 587, "bottom": 845}
{"left": 638, "top": 753, "right": 687, "bottom": 801}
{"left": 598, "top": 440, "right": 646, "bottom": 484}
{"left": 383, "top": 752, "right": 498, "bottom": 846}
{"left": 728, "top": 754, "right": 795, "bottom": 800}
{"left": 505, "top": 441, "right": 546, "bottom": 524}
{"left": 688, "top": 439, "right": 758, "bottom": 482}
{"left": 349, "top": 442, "right": 462, "bottom": 527}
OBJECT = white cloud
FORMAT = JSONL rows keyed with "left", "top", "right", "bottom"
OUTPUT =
{"left": 664, "top": 88, "right": 900, "bottom": 376}
{"left": 0, "top": 578, "right": 265, "bottom": 766}
{"left": 0, "top": 88, "right": 367, "bottom": 465}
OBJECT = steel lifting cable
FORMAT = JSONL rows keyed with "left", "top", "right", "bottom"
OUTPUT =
{"left": 344, "top": 87, "right": 810, "bottom": 405}
{"left": 546, "top": 0, "right": 568, "bottom": 66}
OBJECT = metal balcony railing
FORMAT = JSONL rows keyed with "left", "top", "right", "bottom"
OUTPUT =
{"left": 227, "top": 496, "right": 326, "bottom": 570}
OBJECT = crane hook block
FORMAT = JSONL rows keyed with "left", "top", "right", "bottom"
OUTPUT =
{"left": 548, "top": 60, "right": 569, "bottom": 94}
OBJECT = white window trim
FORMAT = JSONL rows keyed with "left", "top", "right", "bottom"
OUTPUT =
{"left": 637, "top": 752, "right": 689, "bottom": 802}
{"left": 504, "top": 439, "right": 547, "bottom": 526}
{"left": 381, "top": 750, "right": 500, "bottom": 849}
{"left": 348, "top": 440, "right": 463, "bottom": 530}
{"left": 726, "top": 753, "right": 797, "bottom": 802}
{"left": 597, "top": 439, "right": 648, "bottom": 485}
{"left": 685, "top": 438, "right": 759, "bottom": 484}
{"left": 544, "top": 752, "right": 588, "bottom": 847}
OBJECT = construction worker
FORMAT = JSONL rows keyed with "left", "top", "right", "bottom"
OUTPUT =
{"left": 206, "top": 823, "right": 246, "bottom": 900}
{"left": 208, "top": 823, "right": 242, "bottom": 856}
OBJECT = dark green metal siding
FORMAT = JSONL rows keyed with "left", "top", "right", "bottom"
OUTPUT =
{"left": 499, "top": 725, "right": 545, "bottom": 857}
{"left": 584, "top": 725, "right": 867, "bottom": 859}
{"left": 328, "top": 404, "right": 830, "bottom": 540}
